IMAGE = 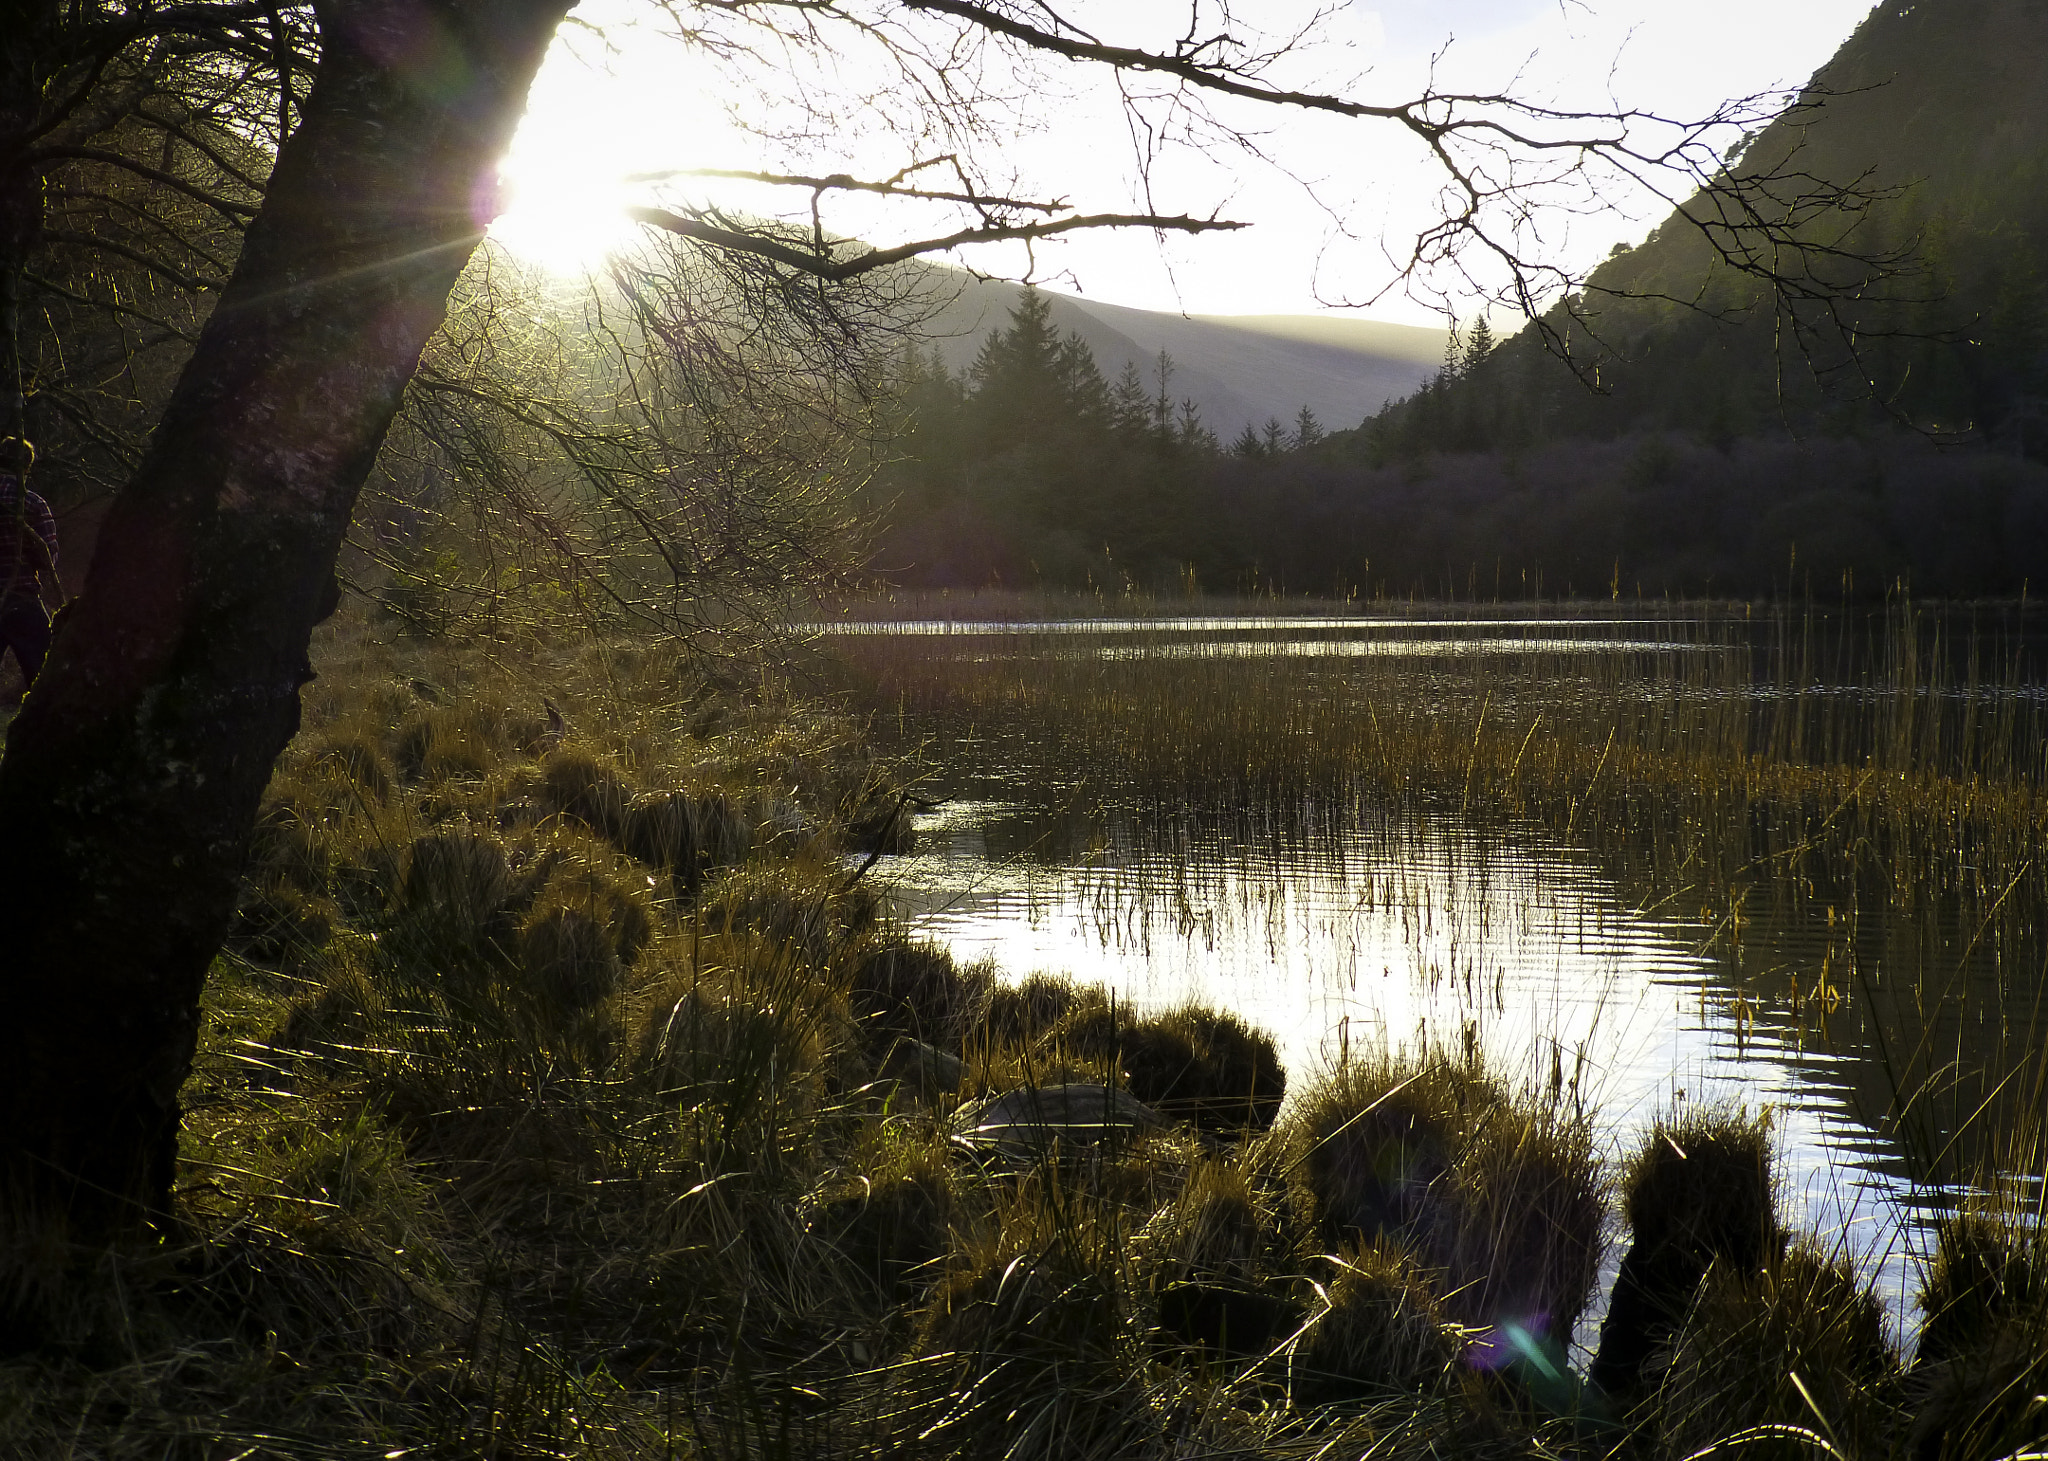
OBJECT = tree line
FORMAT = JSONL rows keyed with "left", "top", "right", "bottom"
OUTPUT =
{"left": 868, "top": 289, "right": 1327, "bottom": 589}
{"left": 870, "top": 301, "right": 2048, "bottom": 600}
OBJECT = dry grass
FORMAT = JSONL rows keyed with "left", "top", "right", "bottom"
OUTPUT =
{"left": 11, "top": 601, "right": 2048, "bottom": 1458}
{"left": 1283, "top": 1050, "right": 1605, "bottom": 1353}
{"left": 1655, "top": 1242, "right": 1905, "bottom": 1460}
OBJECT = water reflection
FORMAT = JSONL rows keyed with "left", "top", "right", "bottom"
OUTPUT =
{"left": 809, "top": 614, "right": 1700, "bottom": 636}
{"left": 882, "top": 797, "right": 1921, "bottom": 1341}
{"left": 837, "top": 603, "right": 2048, "bottom": 1348}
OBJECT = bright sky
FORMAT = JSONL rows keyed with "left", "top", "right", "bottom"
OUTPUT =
{"left": 491, "top": 0, "right": 1878, "bottom": 326}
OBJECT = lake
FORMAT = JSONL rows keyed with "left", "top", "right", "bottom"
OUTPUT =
{"left": 816, "top": 604, "right": 2048, "bottom": 1349}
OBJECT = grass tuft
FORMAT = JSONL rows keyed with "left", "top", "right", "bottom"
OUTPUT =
{"left": 1655, "top": 1242, "right": 1904, "bottom": 1460}
{"left": 1291, "top": 1240, "right": 1464, "bottom": 1404}
{"left": 1592, "top": 1105, "right": 1783, "bottom": 1400}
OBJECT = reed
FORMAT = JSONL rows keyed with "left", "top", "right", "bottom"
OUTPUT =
{"left": 14, "top": 599, "right": 2048, "bottom": 1461}
{"left": 1654, "top": 1241, "right": 1905, "bottom": 1460}
{"left": 822, "top": 592, "right": 2048, "bottom": 1217}
{"left": 1284, "top": 1049, "right": 1604, "bottom": 1352}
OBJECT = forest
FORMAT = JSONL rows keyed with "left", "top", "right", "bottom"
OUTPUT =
{"left": 870, "top": 303, "right": 2048, "bottom": 599}
{"left": 864, "top": 0, "right": 2048, "bottom": 601}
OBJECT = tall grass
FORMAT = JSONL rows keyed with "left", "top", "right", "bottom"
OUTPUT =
{"left": 820, "top": 595, "right": 2048, "bottom": 1182}
{"left": 7, "top": 601, "right": 2048, "bottom": 1458}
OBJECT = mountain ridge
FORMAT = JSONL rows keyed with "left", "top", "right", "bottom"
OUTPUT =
{"left": 908, "top": 269, "right": 1444, "bottom": 437}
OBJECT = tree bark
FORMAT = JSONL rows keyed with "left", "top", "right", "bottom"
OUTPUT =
{"left": 0, "top": 0, "right": 571, "bottom": 1268}
{"left": 0, "top": 2, "right": 56, "bottom": 446}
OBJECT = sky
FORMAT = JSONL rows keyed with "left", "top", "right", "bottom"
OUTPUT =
{"left": 491, "top": 0, "right": 1879, "bottom": 326}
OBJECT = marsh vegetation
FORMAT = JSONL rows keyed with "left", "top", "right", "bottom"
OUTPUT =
{"left": 5, "top": 594, "right": 2046, "bottom": 1459}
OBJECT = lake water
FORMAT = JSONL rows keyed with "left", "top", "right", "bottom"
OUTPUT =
{"left": 824, "top": 607, "right": 2048, "bottom": 1350}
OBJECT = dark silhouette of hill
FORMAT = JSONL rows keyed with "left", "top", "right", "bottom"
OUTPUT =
{"left": 865, "top": 3, "right": 2048, "bottom": 600}
{"left": 1202, "top": 0, "right": 2048, "bottom": 601}
{"left": 910, "top": 269, "right": 1444, "bottom": 441}
{"left": 1362, "top": 0, "right": 2048, "bottom": 451}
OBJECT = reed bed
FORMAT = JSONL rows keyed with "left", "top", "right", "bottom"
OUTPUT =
{"left": 6, "top": 603, "right": 2047, "bottom": 1458}
{"left": 821, "top": 595, "right": 2048, "bottom": 1180}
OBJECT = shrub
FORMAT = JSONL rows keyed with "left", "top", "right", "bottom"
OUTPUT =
{"left": 811, "top": 1135, "right": 958, "bottom": 1308}
{"left": 1289, "top": 1052, "right": 1485, "bottom": 1255}
{"left": 1286, "top": 1051, "right": 1602, "bottom": 1349}
{"left": 1140, "top": 1157, "right": 1273, "bottom": 1289}
{"left": 539, "top": 747, "right": 630, "bottom": 838}
{"left": 396, "top": 829, "right": 513, "bottom": 946}
{"left": 248, "top": 793, "right": 332, "bottom": 893}
{"left": 528, "top": 858, "right": 655, "bottom": 965}
{"left": 914, "top": 1183, "right": 1151, "bottom": 1459}
{"left": 983, "top": 972, "right": 1096, "bottom": 1047}
{"left": 517, "top": 904, "right": 623, "bottom": 1014}
{"left": 273, "top": 958, "right": 388, "bottom": 1059}
{"left": 699, "top": 862, "right": 844, "bottom": 968}
{"left": 234, "top": 882, "right": 339, "bottom": 969}
{"left": 1907, "top": 1207, "right": 2048, "bottom": 1460}
{"left": 1916, "top": 1206, "right": 2048, "bottom": 1368}
{"left": 692, "top": 787, "right": 754, "bottom": 874}
{"left": 1450, "top": 1102, "right": 1604, "bottom": 1352}
{"left": 1621, "top": 1106, "right": 1782, "bottom": 1269}
{"left": 394, "top": 709, "right": 493, "bottom": 784}
{"left": 620, "top": 789, "right": 697, "bottom": 877}
{"left": 1056, "top": 1002, "right": 1287, "bottom": 1134}
{"left": 313, "top": 730, "right": 395, "bottom": 803}
{"left": 1590, "top": 1105, "right": 1783, "bottom": 1400}
{"left": 629, "top": 964, "right": 836, "bottom": 1115}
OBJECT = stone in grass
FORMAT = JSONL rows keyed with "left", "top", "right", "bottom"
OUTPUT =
{"left": 954, "top": 1083, "right": 1165, "bottom": 1157}
{"left": 877, "top": 1036, "right": 966, "bottom": 1103}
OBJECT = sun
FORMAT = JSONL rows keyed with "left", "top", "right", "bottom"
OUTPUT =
{"left": 488, "top": 139, "right": 644, "bottom": 277}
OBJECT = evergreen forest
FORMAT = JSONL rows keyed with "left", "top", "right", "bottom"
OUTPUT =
{"left": 870, "top": 0, "right": 2048, "bottom": 601}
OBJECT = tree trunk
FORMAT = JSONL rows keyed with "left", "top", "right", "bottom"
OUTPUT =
{"left": 0, "top": 0, "right": 571, "bottom": 1273}
{"left": 0, "top": 3, "right": 56, "bottom": 446}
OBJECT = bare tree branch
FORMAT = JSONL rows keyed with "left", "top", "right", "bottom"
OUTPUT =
{"left": 627, "top": 203, "right": 1244, "bottom": 280}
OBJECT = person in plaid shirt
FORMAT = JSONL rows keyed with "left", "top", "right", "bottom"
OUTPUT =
{"left": 0, "top": 437, "right": 61, "bottom": 695}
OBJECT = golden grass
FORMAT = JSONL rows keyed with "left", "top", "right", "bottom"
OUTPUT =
{"left": 11, "top": 601, "right": 2048, "bottom": 1459}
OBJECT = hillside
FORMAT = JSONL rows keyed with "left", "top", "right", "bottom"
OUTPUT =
{"left": 863, "top": 3, "right": 2048, "bottom": 598}
{"left": 912, "top": 271, "right": 1444, "bottom": 439}
{"left": 1376, "top": 0, "right": 2048, "bottom": 448}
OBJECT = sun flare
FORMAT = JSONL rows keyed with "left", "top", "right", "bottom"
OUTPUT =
{"left": 488, "top": 145, "right": 643, "bottom": 277}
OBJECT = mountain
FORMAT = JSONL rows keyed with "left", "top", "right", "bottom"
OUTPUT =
{"left": 910, "top": 271, "right": 1445, "bottom": 439}
{"left": 1372, "top": 0, "right": 2048, "bottom": 449}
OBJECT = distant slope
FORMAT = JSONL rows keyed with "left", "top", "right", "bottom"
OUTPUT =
{"left": 910, "top": 270, "right": 1444, "bottom": 438}
{"left": 1080, "top": 300, "right": 1449, "bottom": 433}
{"left": 1445, "top": 0, "right": 2048, "bottom": 443}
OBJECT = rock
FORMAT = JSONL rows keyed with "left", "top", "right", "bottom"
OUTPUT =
{"left": 954, "top": 1083, "right": 1165, "bottom": 1153}
{"left": 878, "top": 1036, "right": 965, "bottom": 1102}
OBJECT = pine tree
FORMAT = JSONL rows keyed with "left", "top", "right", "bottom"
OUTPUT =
{"left": 1462, "top": 316, "right": 1496, "bottom": 375}
{"left": 1293, "top": 405, "right": 1324, "bottom": 451}
{"left": 1110, "top": 360, "right": 1151, "bottom": 440}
